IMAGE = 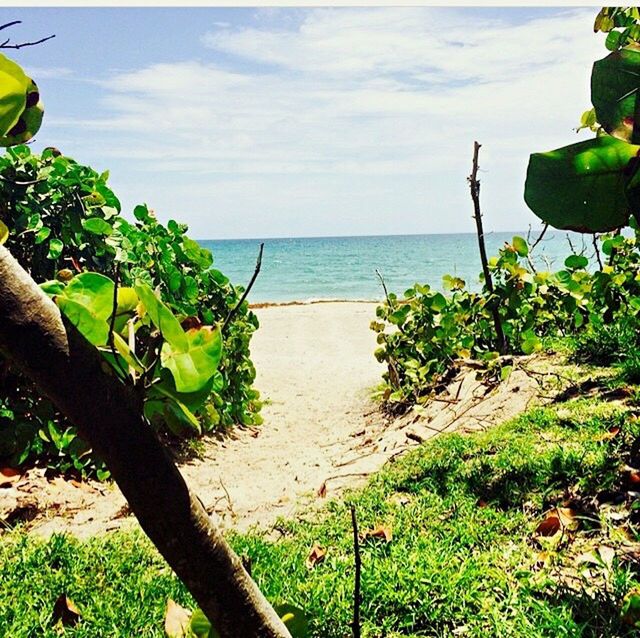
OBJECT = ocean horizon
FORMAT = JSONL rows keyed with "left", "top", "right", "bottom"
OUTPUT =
{"left": 198, "top": 230, "right": 598, "bottom": 303}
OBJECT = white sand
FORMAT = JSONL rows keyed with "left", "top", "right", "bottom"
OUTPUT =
{"left": 2, "top": 301, "right": 544, "bottom": 537}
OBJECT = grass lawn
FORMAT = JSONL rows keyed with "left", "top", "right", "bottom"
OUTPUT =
{"left": 2, "top": 397, "right": 640, "bottom": 637}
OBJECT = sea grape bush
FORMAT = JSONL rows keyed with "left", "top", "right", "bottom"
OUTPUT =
{"left": 0, "top": 145, "right": 261, "bottom": 476}
{"left": 372, "top": 230, "right": 640, "bottom": 411}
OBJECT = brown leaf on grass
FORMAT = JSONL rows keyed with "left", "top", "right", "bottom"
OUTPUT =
{"left": 476, "top": 498, "right": 488, "bottom": 508}
{"left": 316, "top": 481, "right": 327, "bottom": 498}
{"left": 534, "top": 507, "right": 578, "bottom": 537}
{"left": 52, "top": 594, "right": 82, "bottom": 627}
{"left": 164, "top": 599, "right": 191, "bottom": 638}
{"left": 305, "top": 544, "right": 326, "bottom": 569}
{"left": 597, "top": 426, "right": 621, "bottom": 441}
{"left": 0, "top": 467, "right": 21, "bottom": 488}
{"left": 363, "top": 524, "right": 393, "bottom": 543}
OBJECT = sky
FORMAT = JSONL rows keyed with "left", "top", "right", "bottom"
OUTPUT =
{"left": 4, "top": 6, "right": 606, "bottom": 239}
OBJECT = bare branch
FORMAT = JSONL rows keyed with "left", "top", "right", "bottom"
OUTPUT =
{"left": 592, "top": 234, "right": 603, "bottom": 270}
{"left": 530, "top": 223, "right": 548, "bottom": 253}
{"left": 375, "top": 268, "right": 392, "bottom": 307}
{"left": 223, "top": 242, "right": 264, "bottom": 332}
{"left": 467, "top": 141, "right": 507, "bottom": 354}
{"left": 0, "top": 20, "right": 55, "bottom": 50}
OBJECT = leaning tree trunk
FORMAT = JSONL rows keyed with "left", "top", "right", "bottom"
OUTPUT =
{"left": 0, "top": 245, "right": 291, "bottom": 638}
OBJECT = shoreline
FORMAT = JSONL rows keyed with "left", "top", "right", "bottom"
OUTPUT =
{"left": 249, "top": 298, "right": 379, "bottom": 309}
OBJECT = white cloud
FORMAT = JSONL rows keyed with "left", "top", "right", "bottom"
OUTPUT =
{"left": 45, "top": 7, "right": 607, "bottom": 237}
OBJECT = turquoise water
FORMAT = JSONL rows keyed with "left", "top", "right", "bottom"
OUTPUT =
{"left": 198, "top": 231, "right": 596, "bottom": 303}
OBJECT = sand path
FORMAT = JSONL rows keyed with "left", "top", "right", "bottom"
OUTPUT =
{"left": 181, "top": 302, "right": 385, "bottom": 531}
{"left": 3, "top": 302, "right": 543, "bottom": 537}
{"left": 6, "top": 302, "right": 387, "bottom": 537}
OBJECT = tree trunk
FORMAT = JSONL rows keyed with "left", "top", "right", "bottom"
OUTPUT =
{"left": 0, "top": 245, "right": 291, "bottom": 638}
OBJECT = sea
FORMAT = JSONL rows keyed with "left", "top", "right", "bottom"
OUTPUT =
{"left": 198, "top": 231, "right": 599, "bottom": 304}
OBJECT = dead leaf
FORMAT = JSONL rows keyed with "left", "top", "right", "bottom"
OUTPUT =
{"left": 363, "top": 524, "right": 393, "bottom": 543}
{"left": 476, "top": 498, "right": 488, "bottom": 508}
{"left": 180, "top": 316, "right": 202, "bottom": 331}
{"left": 0, "top": 467, "right": 21, "bottom": 488}
{"left": 164, "top": 599, "right": 192, "bottom": 638}
{"left": 598, "top": 545, "right": 616, "bottom": 568}
{"left": 305, "top": 544, "right": 326, "bottom": 569}
{"left": 316, "top": 481, "right": 327, "bottom": 498}
{"left": 52, "top": 594, "right": 82, "bottom": 627}
{"left": 534, "top": 507, "right": 578, "bottom": 537}
{"left": 597, "top": 426, "right": 621, "bottom": 441}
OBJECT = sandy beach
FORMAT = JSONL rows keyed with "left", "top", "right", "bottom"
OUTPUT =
{"left": 3, "top": 300, "right": 541, "bottom": 537}
{"left": 7, "top": 302, "right": 388, "bottom": 536}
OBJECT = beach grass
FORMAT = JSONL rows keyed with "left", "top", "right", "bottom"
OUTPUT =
{"left": 1, "top": 397, "right": 639, "bottom": 637}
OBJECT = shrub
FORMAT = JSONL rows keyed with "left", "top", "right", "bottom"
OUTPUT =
{"left": 0, "top": 145, "right": 261, "bottom": 476}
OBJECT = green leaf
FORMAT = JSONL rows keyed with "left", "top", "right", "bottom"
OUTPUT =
{"left": 189, "top": 609, "right": 216, "bottom": 638}
{"left": 162, "top": 397, "right": 201, "bottom": 436}
{"left": 47, "top": 238, "right": 64, "bottom": 260}
{"left": 40, "top": 280, "right": 65, "bottom": 296}
{"left": 431, "top": 293, "right": 447, "bottom": 312}
{"left": 512, "top": 235, "right": 529, "bottom": 257}
{"left": 82, "top": 217, "right": 113, "bottom": 235}
{"left": 134, "top": 281, "right": 188, "bottom": 351}
{"left": 521, "top": 331, "right": 542, "bottom": 355}
{"left": 0, "top": 220, "right": 8, "bottom": 245}
{"left": 0, "top": 53, "right": 29, "bottom": 138}
{"left": 605, "top": 30, "right": 624, "bottom": 51}
{"left": 564, "top": 254, "right": 589, "bottom": 270}
{"left": 591, "top": 49, "right": 640, "bottom": 143}
{"left": 275, "top": 604, "right": 310, "bottom": 638}
{"left": 524, "top": 136, "right": 639, "bottom": 232}
{"left": 34, "top": 226, "right": 51, "bottom": 244}
{"left": 161, "top": 326, "right": 223, "bottom": 393}
{"left": 56, "top": 273, "right": 115, "bottom": 345}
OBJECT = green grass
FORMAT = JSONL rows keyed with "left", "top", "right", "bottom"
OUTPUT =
{"left": 2, "top": 398, "right": 640, "bottom": 637}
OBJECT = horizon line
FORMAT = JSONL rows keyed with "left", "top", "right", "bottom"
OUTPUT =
{"left": 195, "top": 228, "right": 551, "bottom": 242}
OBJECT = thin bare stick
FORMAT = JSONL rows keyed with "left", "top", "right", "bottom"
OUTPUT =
{"left": 592, "top": 234, "right": 603, "bottom": 270}
{"left": 223, "top": 242, "right": 263, "bottom": 332}
{"left": 0, "top": 21, "right": 55, "bottom": 50}
{"left": 375, "top": 268, "right": 393, "bottom": 307}
{"left": 350, "top": 505, "right": 362, "bottom": 638}
{"left": 468, "top": 141, "right": 507, "bottom": 354}
{"left": 525, "top": 224, "right": 548, "bottom": 273}
{"left": 530, "top": 223, "right": 548, "bottom": 253}
{"left": 0, "top": 21, "right": 22, "bottom": 33}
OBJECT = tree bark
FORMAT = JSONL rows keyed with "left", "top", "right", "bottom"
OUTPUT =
{"left": 0, "top": 244, "right": 291, "bottom": 638}
{"left": 468, "top": 141, "right": 507, "bottom": 354}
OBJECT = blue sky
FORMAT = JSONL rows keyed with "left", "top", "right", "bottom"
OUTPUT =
{"left": 5, "top": 7, "right": 604, "bottom": 239}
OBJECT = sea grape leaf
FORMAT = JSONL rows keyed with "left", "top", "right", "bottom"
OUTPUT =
{"left": 512, "top": 235, "right": 529, "bottom": 257}
{"left": 524, "top": 136, "right": 640, "bottom": 232}
{"left": 0, "top": 53, "right": 29, "bottom": 137}
{"left": 82, "top": 217, "right": 113, "bottom": 235}
{"left": 55, "top": 273, "right": 115, "bottom": 346}
{"left": 134, "top": 281, "right": 188, "bottom": 351}
{"left": 0, "top": 220, "right": 8, "bottom": 244}
{"left": 47, "top": 238, "right": 64, "bottom": 259}
{"left": 591, "top": 48, "right": 640, "bottom": 143}
{"left": 161, "top": 326, "right": 223, "bottom": 393}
